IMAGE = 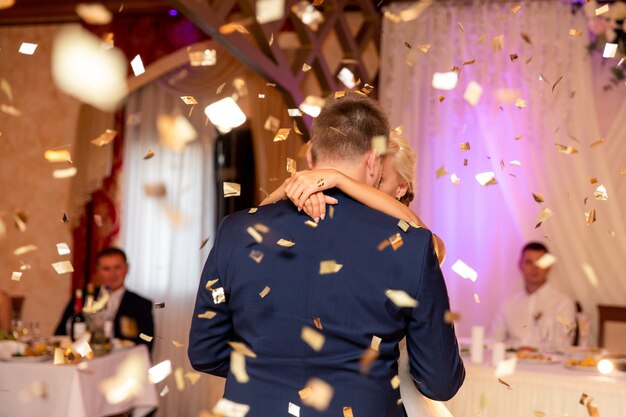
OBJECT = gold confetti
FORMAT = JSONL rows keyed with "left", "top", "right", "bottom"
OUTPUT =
{"left": 462, "top": 59, "right": 475, "bottom": 66}
{"left": 552, "top": 75, "right": 564, "bottom": 92}
{"left": 360, "top": 347, "right": 379, "bottom": 375}
{"left": 0, "top": 78, "right": 12, "bottom": 101}
{"left": 255, "top": 0, "right": 285, "bottom": 24}
{"left": 450, "top": 173, "right": 460, "bottom": 186}
{"left": 370, "top": 335, "right": 382, "bottom": 352}
{"left": 228, "top": 341, "right": 257, "bottom": 358}
{"left": 249, "top": 249, "right": 264, "bottom": 264}
{"left": 590, "top": 177, "right": 598, "bottom": 184}
{"left": 391, "top": 375, "right": 401, "bottom": 389}
{"left": 511, "top": 4, "right": 522, "bottom": 13}
{"left": 385, "top": 289, "right": 418, "bottom": 308}
{"left": 464, "top": 81, "right": 483, "bottom": 105}
{"left": 535, "top": 253, "right": 557, "bottom": 269}
{"left": 590, "top": 138, "right": 605, "bottom": 148}
{"left": 371, "top": 135, "right": 387, "bottom": 156}
{"left": 474, "top": 293, "right": 481, "bottom": 303}
{"left": 514, "top": 98, "right": 527, "bottom": 109}
{"left": 219, "top": 21, "right": 250, "bottom": 34}
{"left": 185, "top": 371, "right": 201, "bottom": 385}
{"left": 286, "top": 158, "right": 297, "bottom": 175}
{"left": 224, "top": 182, "right": 241, "bottom": 197}
{"left": 248, "top": 208, "right": 258, "bottom": 214}
{"left": 11, "top": 271, "right": 22, "bottom": 281}
{"left": 476, "top": 34, "right": 487, "bottom": 43}
{"left": 417, "top": 43, "right": 431, "bottom": 53}
{"left": 305, "top": 220, "right": 318, "bottom": 228}
{"left": 444, "top": 311, "right": 461, "bottom": 323}
{"left": 585, "top": 209, "right": 597, "bottom": 226}
{"left": 581, "top": 263, "right": 599, "bottom": 287}
{"left": 302, "top": 63, "right": 312, "bottom": 72}
{"left": 259, "top": 286, "right": 271, "bottom": 298}
{"left": 436, "top": 166, "right": 448, "bottom": 179}
{"left": 53, "top": 167, "right": 78, "bottom": 179}
{"left": 555, "top": 144, "right": 578, "bottom": 154}
{"left": 595, "top": 4, "right": 609, "bottom": 15}
{"left": 569, "top": 29, "right": 582, "bottom": 37}
{"left": 273, "top": 128, "right": 291, "bottom": 142}
{"left": 301, "top": 326, "right": 325, "bottom": 351}
{"left": 143, "top": 150, "right": 155, "bottom": 160}
{"left": 277, "top": 238, "right": 295, "bottom": 248}
{"left": 460, "top": 142, "right": 471, "bottom": 151}
{"left": 451, "top": 259, "right": 478, "bottom": 281}
{"left": 532, "top": 193, "right": 544, "bottom": 203}
{"left": 44, "top": 149, "right": 72, "bottom": 163}
{"left": 52, "top": 261, "right": 74, "bottom": 274}
{"left": 247, "top": 226, "right": 263, "bottom": 243}
{"left": 313, "top": 317, "right": 323, "bottom": 330}
{"left": 172, "top": 340, "right": 184, "bottom": 348}
{"left": 438, "top": 95, "right": 445, "bottom": 102}
{"left": 299, "top": 378, "right": 334, "bottom": 411}
{"left": 475, "top": 172, "right": 497, "bottom": 186}
{"left": 197, "top": 310, "right": 217, "bottom": 319}
{"left": 492, "top": 35, "right": 504, "bottom": 52}
{"left": 180, "top": 96, "right": 197, "bottom": 105}
{"left": 594, "top": 184, "right": 608, "bottom": 200}
{"left": 520, "top": 32, "right": 532, "bottom": 44}
{"left": 91, "top": 129, "right": 117, "bottom": 147}
{"left": 509, "top": 54, "right": 519, "bottom": 62}
{"left": 264, "top": 115, "right": 280, "bottom": 132}
{"left": 320, "top": 260, "right": 343, "bottom": 274}
{"left": 343, "top": 406, "right": 354, "bottom": 417}
{"left": 620, "top": 167, "right": 626, "bottom": 175}
{"left": 231, "top": 351, "right": 249, "bottom": 383}
{"left": 76, "top": 3, "right": 112, "bottom": 24}
{"left": 397, "top": 219, "right": 409, "bottom": 232}
{"left": 144, "top": 183, "right": 166, "bottom": 198}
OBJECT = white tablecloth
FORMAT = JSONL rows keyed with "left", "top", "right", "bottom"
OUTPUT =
{"left": 446, "top": 357, "right": 626, "bottom": 417}
{"left": 0, "top": 345, "right": 158, "bottom": 417}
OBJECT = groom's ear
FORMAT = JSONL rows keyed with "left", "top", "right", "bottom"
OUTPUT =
{"left": 366, "top": 150, "right": 380, "bottom": 177}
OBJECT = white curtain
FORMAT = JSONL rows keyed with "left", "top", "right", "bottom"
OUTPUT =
{"left": 121, "top": 82, "right": 224, "bottom": 416}
{"left": 380, "top": 0, "right": 626, "bottom": 341}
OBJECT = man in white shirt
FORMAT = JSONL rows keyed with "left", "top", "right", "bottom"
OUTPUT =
{"left": 490, "top": 242, "right": 576, "bottom": 348}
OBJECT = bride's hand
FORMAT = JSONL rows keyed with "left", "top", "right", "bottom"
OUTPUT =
{"left": 284, "top": 169, "right": 340, "bottom": 209}
{"left": 301, "top": 192, "right": 338, "bottom": 222}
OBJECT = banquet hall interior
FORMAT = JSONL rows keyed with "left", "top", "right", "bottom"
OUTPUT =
{"left": 0, "top": 0, "right": 625, "bottom": 416}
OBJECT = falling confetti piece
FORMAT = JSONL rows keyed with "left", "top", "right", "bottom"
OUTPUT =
{"left": 343, "top": 407, "right": 354, "bottom": 417}
{"left": 436, "top": 166, "right": 448, "bottom": 179}
{"left": 534, "top": 253, "right": 557, "bottom": 269}
{"left": 224, "top": 182, "right": 241, "bottom": 197}
{"left": 474, "top": 293, "right": 481, "bottom": 303}
{"left": 264, "top": 115, "right": 280, "bottom": 132}
{"left": 19, "top": 42, "right": 38, "bottom": 55}
{"left": 532, "top": 193, "right": 544, "bottom": 203}
{"left": 475, "top": 172, "right": 497, "bottom": 186}
{"left": 44, "top": 149, "right": 72, "bottom": 163}
{"left": 590, "top": 138, "right": 605, "bottom": 148}
{"left": 360, "top": 347, "right": 379, "bottom": 375}
{"left": 259, "top": 286, "right": 271, "bottom": 298}
{"left": 585, "top": 209, "right": 597, "bottom": 226}
{"left": 273, "top": 128, "right": 291, "bottom": 142}
{"left": 52, "top": 260, "right": 74, "bottom": 274}
{"left": 91, "top": 129, "right": 117, "bottom": 146}
{"left": 509, "top": 53, "right": 519, "bottom": 61}
{"left": 511, "top": 4, "right": 521, "bottom": 13}
{"left": 172, "top": 340, "right": 184, "bottom": 348}
{"left": 371, "top": 135, "right": 387, "bottom": 156}
{"left": 148, "top": 360, "right": 171, "bottom": 384}
{"left": 495, "top": 357, "right": 517, "bottom": 378}
{"left": 451, "top": 259, "right": 478, "bottom": 281}
{"left": 554, "top": 143, "right": 578, "bottom": 154}
{"left": 595, "top": 4, "right": 609, "bottom": 15}
{"left": 212, "top": 398, "right": 250, "bottom": 417}
{"left": 197, "top": 310, "right": 217, "bottom": 319}
{"left": 444, "top": 311, "right": 461, "bottom": 323}
{"left": 319, "top": 260, "right": 343, "bottom": 274}
{"left": 514, "top": 98, "right": 526, "bottom": 108}
{"left": 603, "top": 43, "right": 617, "bottom": 58}
{"left": 391, "top": 375, "right": 401, "bottom": 389}
{"left": 255, "top": 0, "right": 285, "bottom": 24}
{"left": 385, "top": 289, "right": 418, "bottom": 308}
{"left": 277, "top": 238, "right": 295, "bottom": 247}
{"left": 581, "top": 263, "right": 599, "bottom": 287}
{"left": 53, "top": 167, "right": 78, "bottom": 179}
{"left": 302, "top": 326, "right": 325, "bottom": 351}
{"left": 56, "top": 242, "right": 71, "bottom": 255}
{"left": 76, "top": 3, "right": 113, "bottom": 25}
{"left": 139, "top": 333, "right": 153, "bottom": 342}
{"left": 569, "top": 29, "right": 582, "bottom": 37}
{"left": 305, "top": 220, "right": 318, "bottom": 228}
{"left": 450, "top": 173, "right": 460, "bottom": 186}
{"left": 498, "top": 378, "right": 512, "bottom": 390}
{"left": 417, "top": 43, "right": 431, "bottom": 53}
{"left": 246, "top": 227, "right": 263, "bottom": 243}
{"left": 460, "top": 142, "right": 470, "bottom": 151}
{"left": 492, "top": 35, "right": 504, "bottom": 52}
{"left": 11, "top": 271, "right": 22, "bottom": 281}
{"left": 398, "top": 219, "right": 409, "bottom": 232}
{"left": 464, "top": 81, "right": 483, "bottom": 106}
{"left": 432, "top": 71, "right": 459, "bottom": 90}
{"left": 231, "top": 351, "right": 249, "bottom": 383}
{"left": 299, "top": 378, "right": 334, "bottom": 411}
{"left": 594, "top": 184, "right": 608, "bottom": 200}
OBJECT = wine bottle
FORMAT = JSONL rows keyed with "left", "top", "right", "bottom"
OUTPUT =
{"left": 70, "top": 289, "right": 87, "bottom": 341}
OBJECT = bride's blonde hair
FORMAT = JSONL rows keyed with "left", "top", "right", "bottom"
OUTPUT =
{"left": 386, "top": 131, "right": 416, "bottom": 206}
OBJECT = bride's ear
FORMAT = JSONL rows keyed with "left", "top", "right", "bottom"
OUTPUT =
{"left": 396, "top": 183, "right": 409, "bottom": 200}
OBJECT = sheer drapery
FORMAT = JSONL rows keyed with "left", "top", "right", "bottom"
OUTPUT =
{"left": 121, "top": 82, "right": 221, "bottom": 416}
{"left": 380, "top": 0, "right": 626, "bottom": 340}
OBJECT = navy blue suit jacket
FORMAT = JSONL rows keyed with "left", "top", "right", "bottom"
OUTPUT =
{"left": 189, "top": 191, "right": 464, "bottom": 416}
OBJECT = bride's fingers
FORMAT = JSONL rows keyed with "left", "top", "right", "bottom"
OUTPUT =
{"left": 324, "top": 196, "right": 338, "bottom": 205}
{"left": 315, "top": 192, "right": 326, "bottom": 220}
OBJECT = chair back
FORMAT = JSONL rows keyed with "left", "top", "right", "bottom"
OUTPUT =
{"left": 598, "top": 304, "right": 626, "bottom": 352}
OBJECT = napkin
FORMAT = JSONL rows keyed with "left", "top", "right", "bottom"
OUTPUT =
{"left": 0, "top": 340, "right": 26, "bottom": 360}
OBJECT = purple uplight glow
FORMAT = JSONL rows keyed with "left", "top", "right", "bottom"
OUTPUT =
{"left": 169, "top": 9, "right": 179, "bottom": 17}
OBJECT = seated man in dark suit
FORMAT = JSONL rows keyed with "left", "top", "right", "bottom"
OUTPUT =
{"left": 55, "top": 247, "right": 154, "bottom": 352}
{"left": 188, "top": 92, "right": 464, "bottom": 416}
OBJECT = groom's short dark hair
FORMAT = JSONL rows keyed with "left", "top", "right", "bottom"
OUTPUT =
{"left": 310, "top": 92, "right": 390, "bottom": 165}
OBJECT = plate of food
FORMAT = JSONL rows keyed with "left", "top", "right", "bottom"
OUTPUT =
{"left": 1, "top": 341, "right": 52, "bottom": 362}
{"left": 515, "top": 348, "right": 559, "bottom": 364}
{"left": 564, "top": 356, "right": 600, "bottom": 372}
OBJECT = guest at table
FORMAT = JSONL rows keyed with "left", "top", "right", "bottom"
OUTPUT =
{"left": 55, "top": 247, "right": 155, "bottom": 352}
{"left": 0, "top": 290, "right": 11, "bottom": 331}
{"left": 490, "top": 242, "right": 576, "bottom": 348}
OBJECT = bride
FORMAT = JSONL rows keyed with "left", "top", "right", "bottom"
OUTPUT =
{"left": 262, "top": 131, "right": 454, "bottom": 417}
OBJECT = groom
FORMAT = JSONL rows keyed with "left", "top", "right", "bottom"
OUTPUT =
{"left": 188, "top": 92, "right": 464, "bottom": 416}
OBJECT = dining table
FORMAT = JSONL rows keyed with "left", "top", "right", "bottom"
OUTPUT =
{"left": 445, "top": 352, "right": 626, "bottom": 417}
{"left": 0, "top": 343, "right": 158, "bottom": 417}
